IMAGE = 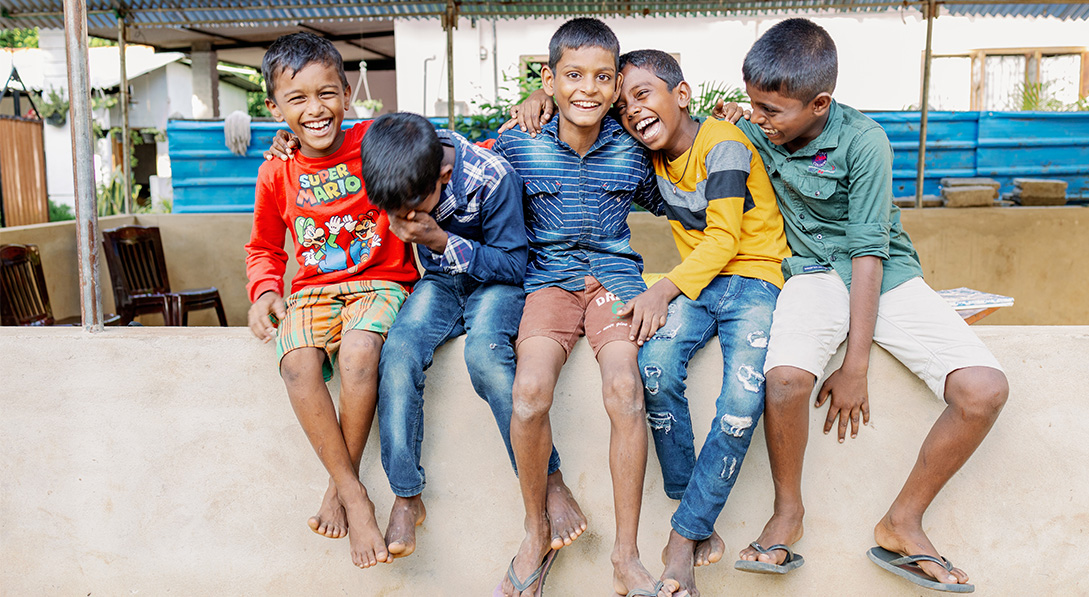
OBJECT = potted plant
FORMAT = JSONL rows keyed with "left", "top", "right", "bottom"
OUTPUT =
{"left": 36, "top": 87, "right": 70, "bottom": 126}
{"left": 353, "top": 98, "right": 383, "bottom": 119}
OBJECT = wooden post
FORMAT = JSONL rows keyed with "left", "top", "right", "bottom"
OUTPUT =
{"left": 915, "top": 0, "right": 936, "bottom": 209}
{"left": 445, "top": 1, "right": 456, "bottom": 130}
{"left": 118, "top": 10, "right": 132, "bottom": 214}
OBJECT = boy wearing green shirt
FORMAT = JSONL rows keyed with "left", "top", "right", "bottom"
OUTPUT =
{"left": 725, "top": 19, "right": 1008, "bottom": 593}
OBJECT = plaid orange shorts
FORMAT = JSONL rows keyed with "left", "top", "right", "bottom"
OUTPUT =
{"left": 275, "top": 280, "right": 409, "bottom": 380}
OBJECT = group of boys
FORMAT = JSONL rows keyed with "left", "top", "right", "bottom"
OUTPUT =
{"left": 247, "top": 17, "right": 1007, "bottom": 597}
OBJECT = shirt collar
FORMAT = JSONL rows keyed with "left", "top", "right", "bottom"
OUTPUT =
{"left": 433, "top": 129, "right": 465, "bottom": 220}
{"left": 541, "top": 114, "right": 624, "bottom": 155}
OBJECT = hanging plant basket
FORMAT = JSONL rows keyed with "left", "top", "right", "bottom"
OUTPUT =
{"left": 45, "top": 112, "right": 67, "bottom": 127}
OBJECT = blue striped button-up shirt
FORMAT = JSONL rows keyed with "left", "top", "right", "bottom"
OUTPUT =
{"left": 493, "top": 116, "right": 664, "bottom": 302}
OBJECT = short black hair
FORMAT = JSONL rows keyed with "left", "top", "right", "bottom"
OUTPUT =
{"left": 359, "top": 112, "right": 443, "bottom": 213}
{"left": 742, "top": 18, "right": 837, "bottom": 102}
{"left": 619, "top": 49, "right": 685, "bottom": 92}
{"left": 548, "top": 18, "right": 620, "bottom": 71}
{"left": 262, "top": 32, "right": 349, "bottom": 101}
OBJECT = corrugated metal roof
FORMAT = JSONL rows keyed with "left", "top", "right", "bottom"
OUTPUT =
{"left": 2, "top": 0, "right": 1087, "bottom": 31}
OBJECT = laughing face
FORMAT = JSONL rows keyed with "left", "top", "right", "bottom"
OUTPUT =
{"left": 543, "top": 45, "right": 620, "bottom": 135}
{"left": 615, "top": 64, "right": 696, "bottom": 161}
{"left": 744, "top": 83, "right": 831, "bottom": 154}
{"left": 266, "top": 61, "right": 351, "bottom": 158}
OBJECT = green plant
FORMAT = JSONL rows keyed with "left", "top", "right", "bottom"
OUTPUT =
{"left": 91, "top": 94, "right": 118, "bottom": 112}
{"left": 1010, "top": 81, "right": 1065, "bottom": 111}
{"left": 354, "top": 98, "right": 383, "bottom": 111}
{"left": 96, "top": 167, "right": 141, "bottom": 217}
{"left": 48, "top": 199, "right": 75, "bottom": 222}
{"left": 0, "top": 27, "right": 38, "bottom": 48}
{"left": 688, "top": 81, "right": 747, "bottom": 120}
{"left": 34, "top": 87, "right": 69, "bottom": 125}
{"left": 454, "top": 63, "right": 544, "bottom": 142}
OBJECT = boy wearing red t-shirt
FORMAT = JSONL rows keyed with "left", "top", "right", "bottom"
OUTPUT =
{"left": 244, "top": 32, "right": 418, "bottom": 570}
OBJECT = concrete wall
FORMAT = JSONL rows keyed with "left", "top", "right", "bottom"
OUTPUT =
{"left": 1, "top": 325, "right": 1086, "bottom": 595}
{"left": 2, "top": 207, "right": 1087, "bottom": 326}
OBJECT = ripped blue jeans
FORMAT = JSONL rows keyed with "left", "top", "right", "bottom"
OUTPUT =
{"left": 378, "top": 272, "right": 561, "bottom": 497}
{"left": 640, "top": 274, "right": 779, "bottom": 540}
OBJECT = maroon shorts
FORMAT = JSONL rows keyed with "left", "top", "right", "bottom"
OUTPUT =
{"left": 517, "top": 276, "right": 636, "bottom": 357}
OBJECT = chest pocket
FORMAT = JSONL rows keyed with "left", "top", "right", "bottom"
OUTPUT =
{"left": 794, "top": 174, "right": 843, "bottom": 221}
{"left": 523, "top": 178, "right": 561, "bottom": 229}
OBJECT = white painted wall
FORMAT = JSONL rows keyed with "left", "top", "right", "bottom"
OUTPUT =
{"left": 394, "top": 12, "right": 1089, "bottom": 115}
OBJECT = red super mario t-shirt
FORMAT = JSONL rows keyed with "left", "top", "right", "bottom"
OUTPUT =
{"left": 245, "top": 121, "right": 418, "bottom": 302}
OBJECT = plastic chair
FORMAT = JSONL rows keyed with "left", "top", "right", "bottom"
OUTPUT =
{"left": 101, "top": 225, "right": 228, "bottom": 326}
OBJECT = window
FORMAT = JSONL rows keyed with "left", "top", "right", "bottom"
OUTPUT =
{"left": 930, "top": 47, "right": 1088, "bottom": 110}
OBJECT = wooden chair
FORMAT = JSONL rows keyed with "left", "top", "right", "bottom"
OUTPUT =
{"left": 101, "top": 225, "right": 228, "bottom": 326}
{"left": 0, "top": 243, "right": 121, "bottom": 326}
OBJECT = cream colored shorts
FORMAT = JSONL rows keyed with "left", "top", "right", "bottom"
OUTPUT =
{"left": 764, "top": 272, "right": 1003, "bottom": 399}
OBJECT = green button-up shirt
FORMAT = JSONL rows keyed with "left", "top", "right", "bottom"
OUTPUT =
{"left": 739, "top": 101, "right": 922, "bottom": 293}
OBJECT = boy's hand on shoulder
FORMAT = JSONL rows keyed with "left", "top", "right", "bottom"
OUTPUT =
{"left": 389, "top": 211, "right": 449, "bottom": 254}
{"left": 264, "top": 129, "right": 299, "bottom": 161}
{"left": 248, "top": 291, "right": 286, "bottom": 344}
{"left": 815, "top": 366, "right": 872, "bottom": 442}
{"left": 618, "top": 278, "right": 682, "bottom": 346}
{"left": 497, "top": 88, "right": 554, "bottom": 137}
{"left": 712, "top": 100, "right": 751, "bottom": 124}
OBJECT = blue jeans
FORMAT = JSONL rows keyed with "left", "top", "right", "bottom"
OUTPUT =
{"left": 640, "top": 275, "right": 779, "bottom": 540}
{"left": 378, "top": 272, "right": 561, "bottom": 497}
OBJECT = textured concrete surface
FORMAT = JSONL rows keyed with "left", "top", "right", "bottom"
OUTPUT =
{"left": 2, "top": 326, "right": 1086, "bottom": 596}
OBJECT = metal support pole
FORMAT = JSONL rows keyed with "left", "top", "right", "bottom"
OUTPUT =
{"left": 118, "top": 12, "right": 131, "bottom": 213}
{"left": 445, "top": 1, "right": 456, "bottom": 130}
{"left": 915, "top": 0, "right": 936, "bottom": 209}
{"left": 63, "top": 0, "right": 104, "bottom": 331}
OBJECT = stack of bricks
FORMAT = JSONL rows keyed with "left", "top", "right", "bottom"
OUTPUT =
{"left": 1012, "top": 178, "right": 1068, "bottom": 206}
{"left": 940, "top": 177, "right": 1001, "bottom": 207}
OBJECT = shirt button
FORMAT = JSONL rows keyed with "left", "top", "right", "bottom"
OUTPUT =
{"left": 799, "top": 213, "right": 805, "bottom": 219}
{"left": 816, "top": 233, "right": 823, "bottom": 240}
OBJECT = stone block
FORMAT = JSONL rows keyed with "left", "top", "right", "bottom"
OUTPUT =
{"left": 1013, "top": 178, "right": 1068, "bottom": 205}
{"left": 941, "top": 185, "right": 997, "bottom": 207}
{"left": 940, "top": 177, "right": 1001, "bottom": 192}
{"left": 894, "top": 195, "right": 943, "bottom": 208}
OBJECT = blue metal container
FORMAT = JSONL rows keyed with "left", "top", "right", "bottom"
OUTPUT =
{"left": 168, "top": 112, "right": 1089, "bottom": 212}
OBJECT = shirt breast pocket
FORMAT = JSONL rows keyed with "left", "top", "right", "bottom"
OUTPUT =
{"left": 796, "top": 175, "right": 843, "bottom": 220}
{"left": 523, "top": 178, "right": 562, "bottom": 227}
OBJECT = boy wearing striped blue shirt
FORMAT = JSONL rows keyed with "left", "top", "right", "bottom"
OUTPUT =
{"left": 491, "top": 18, "right": 672, "bottom": 597}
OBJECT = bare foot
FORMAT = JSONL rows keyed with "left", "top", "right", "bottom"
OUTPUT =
{"left": 612, "top": 551, "right": 677, "bottom": 597}
{"left": 737, "top": 507, "right": 804, "bottom": 566}
{"left": 873, "top": 513, "right": 970, "bottom": 586}
{"left": 307, "top": 478, "right": 348, "bottom": 539}
{"left": 546, "top": 471, "right": 587, "bottom": 549}
{"left": 341, "top": 482, "right": 391, "bottom": 569}
{"left": 693, "top": 531, "right": 724, "bottom": 567}
{"left": 385, "top": 494, "right": 426, "bottom": 559}
{"left": 500, "top": 518, "right": 553, "bottom": 597}
{"left": 660, "top": 530, "right": 699, "bottom": 597}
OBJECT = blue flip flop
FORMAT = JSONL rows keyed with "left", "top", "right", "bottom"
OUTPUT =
{"left": 734, "top": 541, "right": 805, "bottom": 574}
{"left": 493, "top": 548, "right": 558, "bottom": 597}
{"left": 868, "top": 546, "right": 974, "bottom": 593}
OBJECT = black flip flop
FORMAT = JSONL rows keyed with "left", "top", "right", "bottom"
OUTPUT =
{"left": 867, "top": 546, "right": 974, "bottom": 593}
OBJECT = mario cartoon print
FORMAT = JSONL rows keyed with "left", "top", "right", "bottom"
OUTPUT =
{"left": 295, "top": 215, "right": 355, "bottom": 273}
{"left": 348, "top": 209, "right": 383, "bottom": 267}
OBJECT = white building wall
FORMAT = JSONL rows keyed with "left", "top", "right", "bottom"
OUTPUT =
{"left": 394, "top": 13, "right": 1089, "bottom": 115}
{"left": 37, "top": 28, "right": 75, "bottom": 209}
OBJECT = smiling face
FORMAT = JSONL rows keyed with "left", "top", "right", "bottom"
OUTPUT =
{"left": 744, "top": 84, "right": 831, "bottom": 153}
{"left": 615, "top": 64, "right": 696, "bottom": 160}
{"left": 543, "top": 45, "right": 620, "bottom": 136}
{"left": 265, "top": 61, "right": 350, "bottom": 158}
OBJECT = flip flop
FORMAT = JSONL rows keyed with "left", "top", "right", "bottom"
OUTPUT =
{"left": 492, "top": 548, "right": 558, "bottom": 597}
{"left": 867, "top": 546, "right": 975, "bottom": 593}
{"left": 734, "top": 541, "right": 805, "bottom": 574}
{"left": 624, "top": 580, "right": 665, "bottom": 596}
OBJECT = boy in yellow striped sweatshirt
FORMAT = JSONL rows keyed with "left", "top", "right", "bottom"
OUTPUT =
{"left": 612, "top": 50, "right": 793, "bottom": 597}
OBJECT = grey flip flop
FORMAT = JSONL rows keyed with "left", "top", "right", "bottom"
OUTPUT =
{"left": 734, "top": 541, "right": 805, "bottom": 574}
{"left": 626, "top": 580, "right": 665, "bottom": 596}
{"left": 493, "top": 548, "right": 558, "bottom": 597}
{"left": 867, "top": 546, "right": 974, "bottom": 593}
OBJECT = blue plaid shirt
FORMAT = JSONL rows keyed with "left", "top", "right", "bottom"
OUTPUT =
{"left": 420, "top": 129, "right": 527, "bottom": 285}
{"left": 493, "top": 116, "right": 664, "bottom": 301}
